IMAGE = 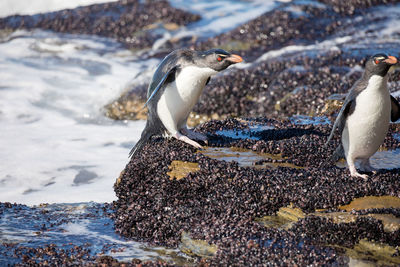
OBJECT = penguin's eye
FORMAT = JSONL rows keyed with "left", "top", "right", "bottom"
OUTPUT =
{"left": 217, "top": 54, "right": 227, "bottom": 62}
{"left": 374, "top": 56, "right": 385, "bottom": 64}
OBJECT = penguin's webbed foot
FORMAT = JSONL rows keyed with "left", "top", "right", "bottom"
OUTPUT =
{"left": 181, "top": 127, "right": 207, "bottom": 141}
{"left": 174, "top": 132, "right": 203, "bottom": 149}
{"left": 349, "top": 164, "right": 368, "bottom": 179}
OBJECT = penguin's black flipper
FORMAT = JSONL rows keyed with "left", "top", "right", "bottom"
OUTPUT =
{"left": 145, "top": 66, "right": 178, "bottom": 107}
{"left": 325, "top": 99, "right": 355, "bottom": 146}
{"left": 205, "top": 77, "right": 211, "bottom": 86}
{"left": 325, "top": 78, "right": 367, "bottom": 146}
{"left": 390, "top": 95, "right": 400, "bottom": 122}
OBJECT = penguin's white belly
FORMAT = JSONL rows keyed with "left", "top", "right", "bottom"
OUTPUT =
{"left": 157, "top": 66, "right": 217, "bottom": 134}
{"left": 342, "top": 75, "right": 391, "bottom": 159}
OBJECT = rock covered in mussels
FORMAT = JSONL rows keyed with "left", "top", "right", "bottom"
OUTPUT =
{"left": 113, "top": 118, "right": 400, "bottom": 265}
{"left": 318, "top": 0, "right": 400, "bottom": 15}
{"left": 0, "top": 0, "right": 200, "bottom": 50}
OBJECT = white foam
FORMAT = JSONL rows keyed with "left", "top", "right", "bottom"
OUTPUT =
{"left": 60, "top": 218, "right": 165, "bottom": 261}
{"left": 0, "top": 30, "right": 151, "bottom": 205}
{"left": 0, "top": 0, "right": 118, "bottom": 18}
{"left": 164, "top": 0, "right": 277, "bottom": 41}
{"left": 256, "top": 36, "right": 352, "bottom": 63}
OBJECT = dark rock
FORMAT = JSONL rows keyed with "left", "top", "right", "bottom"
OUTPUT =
{"left": 318, "top": 0, "right": 400, "bottom": 15}
{"left": 113, "top": 118, "right": 400, "bottom": 265}
{"left": 196, "top": 5, "right": 343, "bottom": 60}
{"left": 0, "top": 0, "right": 201, "bottom": 50}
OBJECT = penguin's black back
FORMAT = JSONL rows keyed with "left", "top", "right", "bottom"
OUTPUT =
{"left": 147, "top": 49, "right": 195, "bottom": 101}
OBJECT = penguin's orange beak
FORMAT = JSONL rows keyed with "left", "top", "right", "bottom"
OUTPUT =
{"left": 384, "top": 55, "right": 398, "bottom": 65}
{"left": 226, "top": 54, "right": 243, "bottom": 63}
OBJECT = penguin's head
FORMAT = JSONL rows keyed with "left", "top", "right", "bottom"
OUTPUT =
{"left": 365, "top": 53, "right": 398, "bottom": 77}
{"left": 197, "top": 48, "right": 243, "bottom": 71}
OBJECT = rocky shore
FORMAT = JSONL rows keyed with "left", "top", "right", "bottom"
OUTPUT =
{"left": 0, "top": 0, "right": 200, "bottom": 50}
{"left": 114, "top": 118, "right": 400, "bottom": 265}
{"left": 1, "top": 0, "right": 400, "bottom": 266}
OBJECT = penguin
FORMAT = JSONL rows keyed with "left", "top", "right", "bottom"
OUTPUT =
{"left": 325, "top": 53, "right": 400, "bottom": 178}
{"left": 129, "top": 48, "right": 243, "bottom": 158}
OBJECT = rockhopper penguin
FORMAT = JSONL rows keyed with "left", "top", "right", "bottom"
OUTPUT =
{"left": 129, "top": 48, "right": 243, "bottom": 157}
{"left": 326, "top": 53, "right": 400, "bottom": 179}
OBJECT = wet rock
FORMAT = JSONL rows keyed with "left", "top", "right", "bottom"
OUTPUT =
{"left": 167, "top": 160, "right": 200, "bottom": 180}
{"left": 196, "top": 5, "right": 342, "bottom": 60}
{"left": 318, "top": 0, "right": 400, "bottom": 15}
{"left": 0, "top": 0, "right": 201, "bottom": 50}
{"left": 105, "top": 96, "right": 148, "bottom": 122}
{"left": 339, "top": 196, "right": 400, "bottom": 211}
{"left": 313, "top": 212, "right": 400, "bottom": 233}
{"left": 180, "top": 231, "right": 218, "bottom": 258}
{"left": 0, "top": 202, "right": 184, "bottom": 266}
{"left": 200, "top": 146, "right": 303, "bottom": 169}
{"left": 256, "top": 205, "right": 306, "bottom": 230}
{"left": 113, "top": 117, "right": 400, "bottom": 265}
{"left": 293, "top": 215, "right": 400, "bottom": 248}
{"left": 259, "top": 203, "right": 400, "bottom": 235}
{"left": 347, "top": 239, "right": 400, "bottom": 266}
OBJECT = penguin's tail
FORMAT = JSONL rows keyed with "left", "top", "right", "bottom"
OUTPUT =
{"left": 129, "top": 125, "right": 154, "bottom": 158}
{"left": 331, "top": 144, "right": 345, "bottom": 163}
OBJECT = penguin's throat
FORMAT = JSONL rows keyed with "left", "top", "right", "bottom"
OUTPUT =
{"left": 353, "top": 75, "right": 390, "bottom": 120}
{"left": 365, "top": 74, "right": 387, "bottom": 92}
{"left": 175, "top": 66, "right": 217, "bottom": 99}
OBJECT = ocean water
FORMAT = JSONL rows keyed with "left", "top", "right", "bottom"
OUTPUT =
{"left": 0, "top": 202, "right": 190, "bottom": 265}
{"left": 0, "top": 30, "right": 151, "bottom": 205}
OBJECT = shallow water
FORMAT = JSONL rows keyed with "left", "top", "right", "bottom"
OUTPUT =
{"left": 215, "top": 124, "right": 274, "bottom": 140}
{"left": 0, "top": 203, "right": 192, "bottom": 265}
{"left": 201, "top": 147, "right": 265, "bottom": 167}
{"left": 201, "top": 147, "right": 301, "bottom": 169}
{"left": 370, "top": 149, "right": 400, "bottom": 170}
{"left": 335, "top": 149, "right": 400, "bottom": 171}
{"left": 290, "top": 115, "right": 331, "bottom": 125}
